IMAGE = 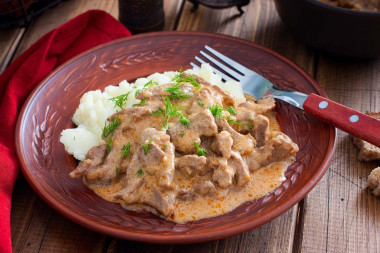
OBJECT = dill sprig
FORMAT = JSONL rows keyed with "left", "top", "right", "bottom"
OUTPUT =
{"left": 142, "top": 138, "right": 152, "bottom": 155}
{"left": 136, "top": 168, "right": 143, "bottom": 176}
{"left": 227, "top": 116, "right": 243, "bottom": 125}
{"left": 209, "top": 104, "right": 224, "bottom": 118}
{"left": 135, "top": 80, "right": 156, "bottom": 98}
{"left": 165, "top": 83, "right": 192, "bottom": 101}
{"left": 107, "top": 137, "right": 112, "bottom": 153}
{"left": 132, "top": 98, "right": 147, "bottom": 107}
{"left": 172, "top": 68, "right": 201, "bottom": 88}
{"left": 180, "top": 130, "right": 185, "bottom": 137}
{"left": 109, "top": 91, "right": 131, "bottom": 110}
{"left": 197, "top": 100, "right": 204, "bottom": 107}
{"left": 194, "top": 142, "right": 208, "bottom": 156}
{"left": 115, "top": 167, "right": 120, "bottom": 175}
{"left": 102, "top": 116, "right": 121, "bottom": 138}
{"left": 226, "top": 106, "right": 237, "bottom": 115}
{"left": 179, "top": 114, "right": 190, "bottom": 127}
{"left": 152, "top": 97, "right": 186, "bottom": 129}
{"left": 152, "top": 106, "right": 165, "bottom": 117}
{"left": 122, "top": 142, "right": 131, "bottom": 158}
{"left": 247, "top": 116, "right": 255, "bottom": 130}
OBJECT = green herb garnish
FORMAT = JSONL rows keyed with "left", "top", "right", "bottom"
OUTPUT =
{"left": 136, "top": 168, "right": 143, "bottom": 176}
{"left": 152, "top": 97, "right": 185, "bottom": 129}
{"left": 122, "top": 142, "right": 131, "bottom": 158}
{"left": 227, "top": 116, "right": 243, "bottom": 125}
{"left": 227, "top": 106, "right": 237, "bottom": 115}
{"left": 109, "top": 91, "right": 131, "bottom": 110}
{"left": 197, "top": 100, "right": 204, "bottom": 107}
{"left": 107, "top": 137, "right": 112, "bottom": 153}
{"left": 180, "top": 130, "right": 185, "bottom": 137}
{"left": 102, "top": 116, "right": 121, "bottom": 138}
{"left": 135, "top": 80, "right": 156, "bottom": 98}
{"left": 165, "top": 83, "right": 192, "bottom": 101}
{"left": 142, "top": 138, "right": 152, "bottom": 155}
{"left": 132, "top": 98, "right": 147, "bottom": 107}
{"left": 172, "top": 68, "right": 201, "bottom": 88}
{"left": 179, "top": 114, "right": 190, "bottom": 127}
{"left": 115, "top": 167, "right": 120, "bottom": 175}
{"left": 247, "top": 117, "right": 254, "bottom": 130}
{"left": 194, "top": 142, "right": 208, "bottom": 156}
{"left": 209, "top": 104, "right": 224, "bottom": 118}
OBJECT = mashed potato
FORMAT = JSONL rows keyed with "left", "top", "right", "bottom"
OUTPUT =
{"left": 60, "top": 64, "right": 245, "bottom": 161}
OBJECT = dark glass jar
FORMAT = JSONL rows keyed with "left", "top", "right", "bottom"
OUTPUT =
{"left": 118, "top": 0, "right": 165, "bottom": 34}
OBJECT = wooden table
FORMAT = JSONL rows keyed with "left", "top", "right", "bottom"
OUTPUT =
{"left": 2, "top": 0, "right": 379, "bottom": 252}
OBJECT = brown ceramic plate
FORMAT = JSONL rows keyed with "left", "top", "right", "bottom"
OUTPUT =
{"left": 16, "top": 31, "right": 335, "bottom": 243}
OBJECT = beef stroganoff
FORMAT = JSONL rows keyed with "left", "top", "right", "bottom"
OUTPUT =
{"left": 60, "top": 64, "right": 299, "bottom": 223}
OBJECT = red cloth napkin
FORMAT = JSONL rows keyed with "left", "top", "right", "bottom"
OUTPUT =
{"left": 0, "top": 10, "right": 131, "bottom": 253}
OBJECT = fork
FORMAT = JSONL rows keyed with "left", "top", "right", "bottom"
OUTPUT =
{"left": 190, "top": 46, "right": 380, "bottom": 147}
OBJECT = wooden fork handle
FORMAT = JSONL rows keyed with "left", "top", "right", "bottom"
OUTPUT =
{"left": 303, "top": 93, "right": 380, "bottom": 147}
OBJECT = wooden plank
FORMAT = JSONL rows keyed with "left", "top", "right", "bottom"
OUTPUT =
{"left": 297, "top": 57, "right": 380, "bottom": 252}
{"left": 10, "top": 179, "right": 40, "bottom": 253}
{"left": 11, "top": 179, "right": 106, "bottom": 253}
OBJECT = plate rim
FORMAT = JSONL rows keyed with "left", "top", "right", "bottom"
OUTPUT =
{"left": 15, "top": 31, "right": 336, "bottom": 243}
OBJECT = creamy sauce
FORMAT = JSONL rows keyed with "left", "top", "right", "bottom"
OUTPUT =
{"left": 171, "top": 160, "right": 291, "bottom": 223}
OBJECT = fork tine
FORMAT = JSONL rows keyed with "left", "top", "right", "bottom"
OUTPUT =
{"left": 190, "top": 62, "right": 200, "bottom": 70}
{"left": 194, "top": 57, "right": 234, "bottom": 82}
{"left": 200, "top": 51, "right": 244, "bottom": 81}
{"left": 205, "top": 45, "right": 251, "bottom": 74}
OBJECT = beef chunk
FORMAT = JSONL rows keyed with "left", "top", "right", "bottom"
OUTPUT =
{"left": 140, "top": 128, "right": 175, "bottom": 189}
{"left": 115, "top": 184, "right": 176, "bottom": 217}
{"left": 192, "top": 180, "right": 217, "bottom": 196}
{"left": 216, "top": 118, "right": 256, "bottom": 155}
{"left": 212, "top": 131, "right": 233, "bottom": 158}
{"left": 141, "top": 142, "right": 166, "bottom": 175}
{"left": 238, "top": 96, "right": 275, "bottom": 115}
{"left": 211, "top": 151, "right": 250, "bottom": 188}
{"left": 168, "top": 109, "right": 218, "bottom": 154}
{"left": 253, "top": 115, "right": 270, "bottom": 147}
{"left": 141, "top": 127, "right": 170, "bottom": 147}
{"left": 69, "top": 128, "right": 128, "bottom": 182}
{"left": 229, "top": 151, "right": 251, "bottom": 186}
{"left": 113, "top": 127, "right": 176, "bottom": 216}
{"left": 367, "top": 167, "right": 380, "bottom": 196}
{"left": 175, "top": 155, "right": 207, "bottom": 177}
{"left": 244, "top": 133, "right": 299, "bottom": 172}
{"left": 69, "top": 144, "right": 107, "bottom": 178}
{"left": 177, "top": 189, "right": 195, "bottom": 201}
{"left": 189, "top": 88, "right": 216, "bottom": 115}
{"left": 193, "top": 76, "right": 235, "bottom": 107}
{"left": 269, "top": 133, "right": 299, "bottom": 163}
{"left": 212, "top": 160, "right": 234, "bottom": 189}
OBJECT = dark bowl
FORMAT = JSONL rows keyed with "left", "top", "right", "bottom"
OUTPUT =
{"left": 273, "top": 0, "right": 380, "bottom": 58}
